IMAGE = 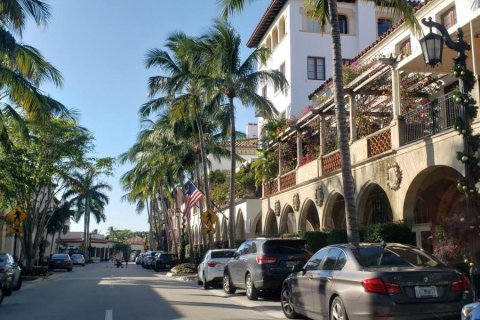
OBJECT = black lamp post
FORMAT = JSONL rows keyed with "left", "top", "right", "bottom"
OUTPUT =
{"left": 420, "top": 17, "right": 478, "bottom": 300}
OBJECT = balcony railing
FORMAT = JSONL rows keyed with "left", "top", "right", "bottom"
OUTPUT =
{"left": 280, "top": 171, "right": 296, "bottom": 191}
{"left": 367, "top": 128, "right": 391, "bottom": 157}
{"left": 321, "top": 150, "right": 341, "bottom": 174}
{"left": 401, "top": 92, "right": 459, "bottom": 145}
{"left": 263, "top": 178, "right": 278, "bottom": 197}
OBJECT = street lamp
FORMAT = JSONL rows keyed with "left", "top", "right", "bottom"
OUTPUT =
{"left": 420, "top": 17, "right": 478, "bottom": 300}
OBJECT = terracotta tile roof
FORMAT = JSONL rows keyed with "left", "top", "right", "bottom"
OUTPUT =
{"left": 128, "top": 236, "right": 145, "bottom": 245}
{"left": 224, "top": 138, "right": 259, "bottom": 148}
{"left": 308, "top": 0, "right": 429, "bottom": 100}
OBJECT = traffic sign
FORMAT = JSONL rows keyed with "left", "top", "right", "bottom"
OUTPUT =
{"left": 6, "top": 207, "right": 27, "bottom": 224}
{"left": 9, "top": 225, "right": 23, "bottom": 234}
{"left": 201, "top": 208, "right": 218, "bottom": 227}
{"left": 203, "top": 226, "right": 215, "bottom": 235}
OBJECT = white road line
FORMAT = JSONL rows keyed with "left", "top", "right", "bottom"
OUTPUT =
{"left": 105, "top": 309, "right": 113, "bottom": 320}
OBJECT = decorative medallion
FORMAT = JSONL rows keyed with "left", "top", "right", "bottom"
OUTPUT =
{"left": 274, "top": 200, "right": 281, "bottom": 216}
{"left": 386, "top": 162, "right": 402, "bottom": 191}
{"left": 293, "top": 193, "right": 300, "bottom": 211}
{"left": 315, "top": 185, "right": 324, "bottom": 207}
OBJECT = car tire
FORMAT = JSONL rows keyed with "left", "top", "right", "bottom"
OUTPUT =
{"left": 0, "top": 285, "right": 4, "bottom": 304}
{"left": 197, "top": 275, "right": 202, "bottom": 286}
{"left": 13, "top": 276, "right": 22, "bottom": 291}
{"left": 330, "top": 297, "right": 348, "bottom": 320}
{"left": 202, "top": 272, "right": 210, "bottom": 289}
{"left": 4, "top": 285, "right": 12, "bottom": 296}
{"left": 68, "top": 267, "right": 72, "bottom": 272}
{"left": 281, "top": 285, "right": 299, "bottom": 319}
{"left": 82, "top": 264, "right": 85, "bottom": 267}
{"left": 223, "top": 271, "right": 236, "bottom": 294}
{"left": 245, "top": 273, "right": 259, "bottom": 300}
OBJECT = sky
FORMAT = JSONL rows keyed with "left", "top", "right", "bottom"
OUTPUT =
{"left": 22, "top": 0, "right": 270, "bottom": 235}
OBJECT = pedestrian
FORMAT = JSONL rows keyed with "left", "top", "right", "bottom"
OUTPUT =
{"left": 123, "top": 256, "right": 127, "bottom": 268}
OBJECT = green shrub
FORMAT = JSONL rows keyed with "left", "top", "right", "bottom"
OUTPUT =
{"left": 300, "top": 231, "right": 329, "bottom": 252}
{"left": 363, "top": 222, "right": 415, "bottom": 245}
{"left": 171, "top": 263, "right": 196, "bottom": 274}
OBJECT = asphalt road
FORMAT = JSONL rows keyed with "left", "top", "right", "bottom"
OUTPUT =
{"left": 0, "top": 262, "right": 287, "bottom": 320}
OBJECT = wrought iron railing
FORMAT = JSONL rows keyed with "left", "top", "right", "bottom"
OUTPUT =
{"left": 401, "top": 92, "right": 459, "bottom": 145}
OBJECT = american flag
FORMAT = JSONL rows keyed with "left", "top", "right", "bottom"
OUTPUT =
{"left": 184, "top": 181, "right": 202, "bottom": 221}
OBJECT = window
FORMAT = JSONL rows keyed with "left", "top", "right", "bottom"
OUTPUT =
{"left": 307, "top": 57, "right": 325, "bottom": 80}
{"left": 399, "top": 38, "right": 411, "bottom": 56}
{"left": 339, "top": 15, "right": 348, "bottom": 34}
{"left": 322, "top": 248, "right": 345, "bottom": 270}
{"left": 262, "top": 85, "right": 267, "bottom": 98}
{"left": 441, "top": 6, "right": 457, "bottom": 29}
{"left": 305, "top": 16, "right": 321, "bottom": 32}
{"left": 377, "top": 18, "right": 392, "bottom": 37}
{"left": 305, "top": 248, "right": 327, "bottom": 271}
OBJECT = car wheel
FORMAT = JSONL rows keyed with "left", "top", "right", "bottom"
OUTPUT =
{"left": 0, "top": 285, "right": 4, "bottom": 304}
{"left": 197, "top": 274, "right": 202, "bottom": 286}
{"left": 4, "top": 285, "right": 12, "bottom": 296}
{"left": 330, "top": 297, "right": 348, "bottom": 320}
{"left": 82, "top": 264, "right": 85, "bottom": 267}
{"left": 202, "top": 272, "right": 210, "bottom": 289}
{"left": 223, "top": 271, "right": 236, "bottom": 294}
{"left": 245, "top": 273, "right": 259, "bottom": 300}
{"left": 281, "top": 285, "right": 299, "bottom": 319}
{"left": 68, "top": 267, "right": 72, "bottom": 272}
{"left": 13, "top": 276, "right": 22, "bottom": 291}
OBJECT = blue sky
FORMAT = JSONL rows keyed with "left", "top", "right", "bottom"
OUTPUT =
{"left": 22, "top": 0, "right": 270, "bottom": 235}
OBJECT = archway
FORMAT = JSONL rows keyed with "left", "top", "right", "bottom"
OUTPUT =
{"left": 298, "top": 199, "right": 320, "bottom": 231}
{"left": 403, "top": 166, "right": 476, "bottom": 252}
{"left": 236, "top": 209, "right": 245, "bottom": 240}
{"left": 221, "top": 220, "right": 228, "bottom": 243}
{"left": 252, "top": 212, "right": 263, "bottom": 236}
{"left": 358, "top": 183, "right": 392, "bottom": 225}
{"left": 323, "top": 192, "right": 346, "bottom": 229}
{"left": 280, "top": 205, "right": 296, "bottom": 234}
{"left": 265, "top": 209, "right": 279, "bottom": 236}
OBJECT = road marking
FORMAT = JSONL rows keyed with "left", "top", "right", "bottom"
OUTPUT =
{"left": 105, "top": 309, "right": 113, "bottom": 320}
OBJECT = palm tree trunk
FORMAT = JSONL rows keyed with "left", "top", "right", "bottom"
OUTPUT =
{"left": 228, "top": 97, "right": 236, "bottom": 248}
{"left": 196, "top": 116, "right": 214, "bottom": 249}
{"left": 329, "top": 0, "right": 360, "bottom": 246}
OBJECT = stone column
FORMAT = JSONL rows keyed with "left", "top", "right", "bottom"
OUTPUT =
{"left": 347, "top": 92, "right": 357, "bottom": 143}
{"left": 391, "top": 66, "right": 402, "bottom": 149}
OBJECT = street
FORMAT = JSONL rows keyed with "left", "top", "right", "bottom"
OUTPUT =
{"left": 0, "top": 262, "right": 285, "bottom": 320}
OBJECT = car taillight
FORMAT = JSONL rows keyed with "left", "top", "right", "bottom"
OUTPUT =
{"left": 207, "top": 261, "right": 219, "bottom": 267}
{"left": 451, "top": 276, "right": 470, "bottom": 292}
{"left": 362, "top": 278, "right": 401, "bottom": 294}
{"left": 256, "top": 256, "right": 277, "bottom": 264}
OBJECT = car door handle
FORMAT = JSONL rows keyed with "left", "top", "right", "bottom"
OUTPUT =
{"left": 327, "top": 276, "right": 333, "bottom": 281}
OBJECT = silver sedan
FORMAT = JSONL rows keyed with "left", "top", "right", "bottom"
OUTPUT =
{"left": 198, "top": 249, "right": 236, "bottom": 289}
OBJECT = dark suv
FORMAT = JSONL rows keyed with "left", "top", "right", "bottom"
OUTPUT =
{"left": 223, "top": 238, "right": 312, "bottom": 300}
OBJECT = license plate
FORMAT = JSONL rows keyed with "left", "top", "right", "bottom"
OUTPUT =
{"left": 414, "top": 286, "right": 438, "bottom": 298}
{"left": 286, "top": 261, "right": 296, "bottom": 268}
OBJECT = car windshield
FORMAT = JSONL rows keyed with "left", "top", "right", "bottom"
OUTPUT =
{"left": 354, "top": 245, "right": 442, "bottom": 268}
{"left": 211, "top": 251, "right": 235, "bottom": 259}
{"left": 53, "top": 254, "right": 69, "bottom": 260}
{"left": 71, "top": 254, "right": 83, "bottom": 258}
{"left": 263, "top": 240, "right": 311, "bottom": 255}
{"left": 159, "top": 255, "right": 174, "bottom": 262}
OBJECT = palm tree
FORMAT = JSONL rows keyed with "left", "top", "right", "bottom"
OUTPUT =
{"left": 46, "top": 202, "right": 74, "bottom": 256}
{"left": 0, "top": 0, "right": 69, "bottom": 150}
{"left": 199, "top": 20, "right": 287, "bottom": 248}
{"left": 218, "top": 0, "right": 419, "bottom": 245}
{"left": 63, "top": 170, "right": 111, "bottom": 259}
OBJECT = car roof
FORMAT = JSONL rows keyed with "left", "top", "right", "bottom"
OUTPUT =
{"left": 209, "top": 249, "right": 236, "bottom": 252}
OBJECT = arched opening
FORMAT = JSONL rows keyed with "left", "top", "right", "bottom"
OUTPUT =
{"left": 280, "top": 205, "right": 296, "bottom": 234}
{"left": 272, "top": 27, "right": 279, "bottom": 48}
{"left": 403, "top": 166, "right": 477, "bottom": 253}
{"left": 236, "top": 210, "right": 245, "bottom": 240}
{"left": 323, "top": 192, "right": 346, "bottom": 229}
{"left": 360, "top": 184, "right": 392, "bottom": 225}
{"left": 279, "top": 16, "right": 286, "bottom": 39}
{"left": 298, "top": 199, "right": 320, "bottom": 231}
{"left": 221, "top": 220, "right": 228, "bottom": 243}
{"left": 265, "top": 210, "right": 279, "bottom": 236}
{"left": 252, "top": 212, "right": 263, "bottom": 236}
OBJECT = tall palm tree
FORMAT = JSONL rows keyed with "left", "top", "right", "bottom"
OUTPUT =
{"left": 63, "top": 170, "right": 111, "bottom": 259}
{"left": 0, "top": 0, "right": 69, "bottom": 150}
{"left": 199, "top": 20, "right": 287, "bottom": 247}
{"left": 219, "top": 0, "right": 419, "bottom": 245}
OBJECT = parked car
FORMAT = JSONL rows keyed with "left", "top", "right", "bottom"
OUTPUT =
{"left": 70, "top": 254, "right": 85, "bottom": 266}
{"left": 142, "top": 251, "right": 160, "bottom": 269}
{"left": 198, "top": 249, "right": 236, "bottom": 289}
{"left": 462, "top": 300, "right": 480, "bottom": 320}
{"left": 135, "top": 253, "right": 144, "bottom": 265}
{"left": 48, "top": 253, "right": 73, "bottom": 272}
{"left": 223, "top": 238, "right": 312, "bottom": 300}
{"left": 280, "top": 242, "right": 472, "bottom": 320}
{"left": 153, "top": 253, "right": 177, "bottom": 272}
{"left": 0, "top": 253, "right": 21, "bottom": 291}
{"left": 0, "top": 253, "right": 21, "bottom": 302}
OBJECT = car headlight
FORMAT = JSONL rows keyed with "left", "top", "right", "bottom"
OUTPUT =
{"left": 462, "top": 302, "right": 480, "bottom": 319}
